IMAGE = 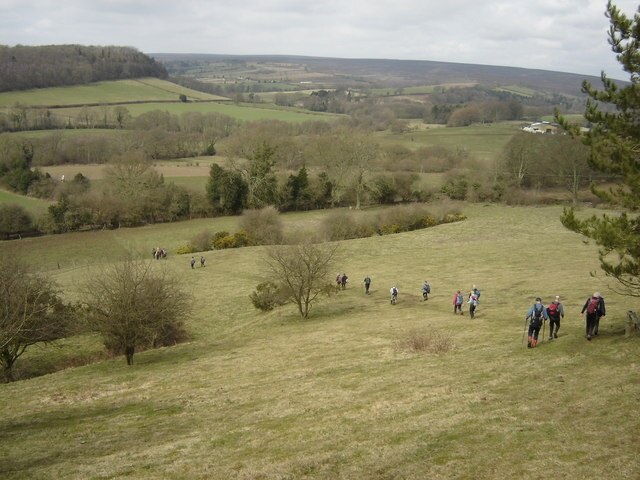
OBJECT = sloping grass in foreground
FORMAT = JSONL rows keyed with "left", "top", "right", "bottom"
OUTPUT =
{"left": 0, "top": 204, "right": 638, "bottom": 479}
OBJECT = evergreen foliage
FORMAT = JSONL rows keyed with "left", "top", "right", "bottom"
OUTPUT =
{"left": 559, "top": 1, "right": 640, "bottom": 297}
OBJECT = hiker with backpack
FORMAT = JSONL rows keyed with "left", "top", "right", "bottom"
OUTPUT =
{"left": 581, "top": 292, "right": 604, "bottom": 340}
{"left": 390, "top": 286, "right": 398, "bottom": 305}
{"left": 190, "top": 256, "right": 196, "bottom": 269}
{"left": 340, "top": 273, "right": 348, "bottom": 290}
{"left": 363, "top": 276, "right": 372, "bottom": 295}
{"left": 525, "top": 297, "right": 548, "bottom": 348}
{"left": 546, "top": 295, "right": 565, "bottom": 340}
{"left": 452, "top": 290, "right": 464, "bottom": 314}
{"left": 468, "top": 291, "right": 479, "bottom": 319}
{"left": 422, "top": 280, "right": 431, "bottom": 301}
{"left": 593, "top": 293, "right": 606, "bottom": 336}
{"left": 470, "top": 285, "right": 481, "bottom": 301}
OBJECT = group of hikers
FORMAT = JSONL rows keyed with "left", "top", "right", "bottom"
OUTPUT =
{"left": 524, "top": 292, "right": 606, "bottom": 348}
{"left": 343, "top": 274, "right": 608, "bottom": 348}
{"left": 152, "top": 247, "right": 167, "bottom": 260}
{"left": 190, "top": 256, "right": 206, "bottom": 269}
{"left": 346, "top": 274, "right": 482, "bottom": 314}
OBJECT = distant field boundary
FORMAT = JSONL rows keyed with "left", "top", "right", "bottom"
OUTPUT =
{"left": 27, "top": 99, "right": 231, "bottom": 109}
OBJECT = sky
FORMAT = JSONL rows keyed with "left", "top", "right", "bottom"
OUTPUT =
{"left": 1, "top": 0, "right": 638, "bottom": 80}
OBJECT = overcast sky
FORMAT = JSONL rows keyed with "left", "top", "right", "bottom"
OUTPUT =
{"left": 1, "top": 0, "right": 638, "bottom": 80}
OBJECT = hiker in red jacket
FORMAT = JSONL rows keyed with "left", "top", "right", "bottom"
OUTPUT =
{"left": 581, "top": 292, "right": 603, "bottom": 340}
{"left": 452, "top": 290, "right": 464, "bottom": 314}
{"left": 546, "top": 295, "right": 565, "bottom": 340}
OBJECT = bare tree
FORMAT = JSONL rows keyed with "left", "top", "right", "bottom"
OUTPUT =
{"left": 314, "top": 131, "right": 380, "bottom": 209}
{"left": 83, "top": 256, "right": 191, "bottom": 365}
{"left": 265, "top": 242, "right": 338, "bottom": 318}
{"left": 0, "top": 254, "right": 70, "bottom": 382}
{"left": 501, "top": 132, "right": 543, "bottom": 188}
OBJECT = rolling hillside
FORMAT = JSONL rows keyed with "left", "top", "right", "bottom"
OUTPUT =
{"left": 156, "top": 53, "right": 614, "bottom": 97}
{"left": 0, "top": 78, "right": 228, "bottom": 108}
{"left": 0, "top": 204, "right": 638, "bottom": 479}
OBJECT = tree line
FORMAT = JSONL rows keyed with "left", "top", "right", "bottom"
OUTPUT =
{"left": 0, "top": 45, "right": 167, "bottom": 92}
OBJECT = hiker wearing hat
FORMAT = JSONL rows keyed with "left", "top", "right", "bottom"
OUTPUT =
{"left": 546, "top": 295, "right": 565, "bottom": 340}
{"left": 593, "top": 292, "right": 606, "bottom": 336}
{"left": 525, "top": 297, "right": 548, "bottom": 348}
{"left": 581, "top": 292, "right": 605, "bottom": 340}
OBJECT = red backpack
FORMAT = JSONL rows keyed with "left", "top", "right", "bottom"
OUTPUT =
{"left": 548, "top": 302, "right": 558, "bottom": 317}
{"left": 587, "top": 297, "right": 599, "bottom": 314}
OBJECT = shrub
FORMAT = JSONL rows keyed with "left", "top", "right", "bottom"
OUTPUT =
{"left": 321, "top": 210, "right": 360, "bottom": 241}
{"left": 371, "top": 175, "right": 398, "bottom": 204}
{"left": 175, "top": 244, "right": 196, "bottom": 255}
{"left": 233, "top": 231, "right": 250, "bottom": 247}
{"left": 211, "top": 231, "right": 230, "bottom": 249}
{"left": 379, "top": 223, "right": 401, "bottom": 235}
{"left": 188, "top": 230, "right": 213, "bottom": 252}
{"left": 442, "top": 212, "right": 467, "bottom": 223}
{"left": 0, "top": 204, "right": 34, "bottom": 239}
{"left": 441, "top": 177, "right": 468, "bottom": 200}
{"left": 239, "top": 206, "right": 283, "bottom": 245}
{"left": 213, "top": 234, "right": 237, "bottom": 249}
{"left": 250, "top": 281, "right": 286, "bottom": 311}
{"left": 395, "top": 329, "right": 454, "bottom": 354}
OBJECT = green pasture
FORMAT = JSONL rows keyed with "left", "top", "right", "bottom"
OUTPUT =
{"left": 0, "top": 188, "right": 52, "bottom": 216}
{"left": 1, "top": 203, "right": 638, "bottom": 479}
{"left": 378, "top": 121, "right": 522, "bottom": 161}
{"left": 368, "top": 83, "right": 477, "bottom": 96}
{"left": 50, "top": 101, "right": 341, "bottom": 123}
{"left": 494, "top": 85, "right": 538, "bottom": 97}
{"left": 0, "top": 78, "right": 226, "bottom": 108}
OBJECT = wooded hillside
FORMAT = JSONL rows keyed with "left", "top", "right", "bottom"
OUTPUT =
{"left": 0, "top": 45, "right": 167, "bottom": 92}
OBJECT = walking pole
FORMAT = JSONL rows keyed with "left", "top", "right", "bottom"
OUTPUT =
{"left": 541, "top": 319, "right": 546, "bottom": 344}
{"left": 522, "top": 318, "right": 528, "bottom": 346}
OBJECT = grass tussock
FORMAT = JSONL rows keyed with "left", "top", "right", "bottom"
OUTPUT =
{"left": 395, "top": 328, "right": 455, "bottom": 354}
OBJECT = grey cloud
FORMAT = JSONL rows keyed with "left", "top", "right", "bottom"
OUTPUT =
{"left": 1, "top": 0, "right": 637, "bottom": 79}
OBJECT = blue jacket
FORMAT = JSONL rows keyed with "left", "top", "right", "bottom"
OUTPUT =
{"left": 526, "top": 303, "right": 548, "bottom": 320}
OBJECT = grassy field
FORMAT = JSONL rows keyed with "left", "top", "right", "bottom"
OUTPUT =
{"left": 0, "top": 78, "right": 226, "bottom": 108}
{"left": 0, "top": 188, "right": 52, "bottom": 216}
{"left": 493, "top": 85, "right": 538, "bottom": 97}
{"left": 378, "top": 122, "right": 521, "bottom": 161}
{"left": 49, "top": 101, "right": 342, "bottom": 123}
{"left": 0, "top": 203, "right": 638, "bottom": 479}
{"left": 367, "top": 83, "right": 477, "bottom": 96}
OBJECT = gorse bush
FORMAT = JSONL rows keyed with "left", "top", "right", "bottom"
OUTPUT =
{"left": 211, "top": 230, "right": 251, "bottom": 249}
{"left": 175, "top": 244, "right": 196, "bottom": 255}
{"left": 250, "top": 281, "right": 287, "bottom": 311}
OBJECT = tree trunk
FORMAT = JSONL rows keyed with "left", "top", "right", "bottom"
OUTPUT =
{"left": 3, "top": 362, "right": 15, "bottom": 382}
{"left": 125, "top": 346, "right": 135, "bottom": 365}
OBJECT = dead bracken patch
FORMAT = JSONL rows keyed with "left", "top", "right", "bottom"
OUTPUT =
{"left": 394, "top": 328, "right": 455, "bottom": 354}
